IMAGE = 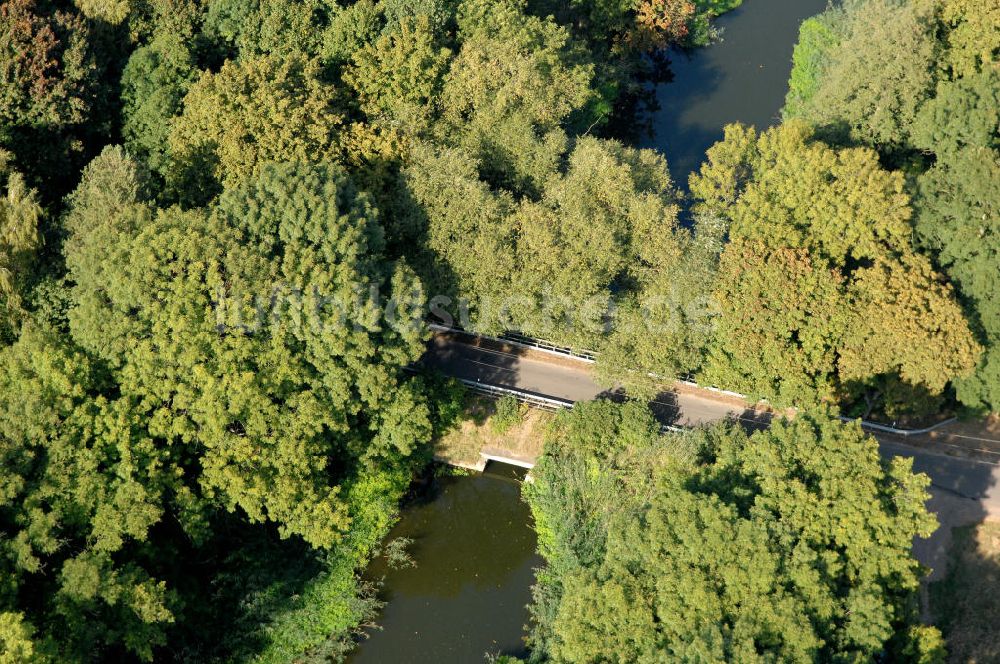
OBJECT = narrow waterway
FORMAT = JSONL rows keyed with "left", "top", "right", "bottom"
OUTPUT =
{"left": 347, "top": 464, "right": 539, "bottom": 663}
{"left": 644, "top": 0, "right": 829, "bottom": 185}
{"left": 348, "top": 3, "right": 828, "bottom": 660}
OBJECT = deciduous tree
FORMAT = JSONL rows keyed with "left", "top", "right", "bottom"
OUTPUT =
{"left": 510, "top": 137, "right": 676, "bottom": 345}
{"left": 64, "top": 146, "right": 153, "bottom": 364}
{"left": 783, "top": 11, "right": 842, "bottom": 120}
{"left": 66, "top": 155, "right": 431, "bottom": 548}
{"left": 121, "top": 25, "right": 198, "bottom": 175}
{"left": 912, "top": 71, "right": 1000, "bottom": 412}
{"left": 784, "top": 0, "right": 937, "bottom": 148}
{"left": 166, "top": 53, "right": 344, "bottom": 205}
{"left": 0, "top": 0, "right": 94, "bottom": 135}
{"left": 630, "top": 0, "right": 695, "bottom": 51}
{"left": 784, "top": 0, "right": 1000, "bottom": 414}
{"left": 345, "top": 15, "right": 452, "bottom": 136}
{"left": 940, "top": 0, "right": 1000, "bottom": 79}
{"left": 528, "top": 406, "right": 941, "bottom": 663}
{"left": 0, "top": 324, "right": 177, "bottom": 661}
{"left": 405, "top": 134, "right": 696, "bottom": 357}
{"left": 0, "top": 611, "right": 38, "bottom": 663}
{"left": 0, "top": 154, "right": 41, "bottom": 333}
{"left": 841, "top": 254, "right": 982, "bottom": 394}
{"left": 72, "top": 0, "right": 131, "bottom": 24}
{"left": 692, "top": 122, "right": 979, "bottom": 408}
{"left": 0, "top": 0, "right": 100, "bottom": 188}
{"left": 203, "top": 0, "right": 326, "bottom": 58}
{"left": 439, "top": 0, "right": 596, "bottom": 195}
{"left": 703, "top": 239, "right": 845, "bottom": 404}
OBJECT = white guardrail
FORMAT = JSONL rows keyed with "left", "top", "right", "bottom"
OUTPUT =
{"left": 840, "top": 416, "right": 958, "bottom": 437}
{"left": 457, "top": 377, "right": 684, "bottom": 435}
{"left": 428, "top": 323, "right": 597, "bottom": 363}
{"left": 457, "top": 378, "right": 574, "bottom": 412}
{"left": 426, "top": 323, "right": 959, "bottom": 438}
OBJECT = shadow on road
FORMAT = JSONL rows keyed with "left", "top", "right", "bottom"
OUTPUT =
{"left": 901, "top": 447, "right": 996, "bottom": 628}
{"left": 731, "top": 406, "right": 773, "bottom": 433}
{"left": 648, "top": 389, "right": 682, "bottom": 427}
{"left": 417, "top": 332, "right": 522, "bottom": 388}
{"left": 594, "top": 387, "right": 689, "bottom": 430}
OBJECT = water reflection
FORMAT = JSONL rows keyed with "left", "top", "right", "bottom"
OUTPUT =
{"left": 348, "top": 464, "right": 539, "bottom": 663}
{"left": 644, "top": 0, "right": 830, "bottom": 186}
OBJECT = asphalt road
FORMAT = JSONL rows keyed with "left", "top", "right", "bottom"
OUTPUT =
{"left": 421, "top": 334, "right": 606, "bottom": 403}
{"left": 420, "top": 334, "right": 760, "bottom": 427}
{"left": 419, "top": 332, "right": 1000, "bottom": 576}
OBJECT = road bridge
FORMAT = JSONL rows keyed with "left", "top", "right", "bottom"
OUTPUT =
{"left": 417, "top": 329, "right": 1000, "bottom": 581}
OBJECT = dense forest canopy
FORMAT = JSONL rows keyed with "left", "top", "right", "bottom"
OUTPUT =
{"left": 0, "top": 0, "right": 996, "bottom": 660}
{"left": 691, "top": 121, "right": 979, "bottom": 411}
{"left": 0, "top": 0, "right": 742, "bottom": 659}
{"left": 520, "top": 402, "right": 943, "bottom": 663}
{"left": 784, "top": 0, "right": 1000, "bottom": 415}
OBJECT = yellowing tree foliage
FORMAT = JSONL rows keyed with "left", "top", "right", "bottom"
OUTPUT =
{"left": 166, "top": 53, "right": 344, "bottom": 205}
{"left": 0, "top": 156, "right": 40, "bottom": 322}
{"left": 692, "top": 122, "right": 979, "bottom": 408}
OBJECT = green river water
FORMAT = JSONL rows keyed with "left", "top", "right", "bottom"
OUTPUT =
{"left": 348, "top": 1, "right": 828, "bottom": 660}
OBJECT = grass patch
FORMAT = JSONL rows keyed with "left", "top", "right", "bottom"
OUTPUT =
{"left": 930, "top": 521, "right": 1000, "bottom": 663}
{"left": 492, "top": 395, "right": 522, "bottom": 434}
{"left": 434, "top": 395, "right": 554, "bottom": 467}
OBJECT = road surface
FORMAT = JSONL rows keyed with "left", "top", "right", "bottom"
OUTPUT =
{"left": 420, "top": 334, "right": 763, "bottom": 427}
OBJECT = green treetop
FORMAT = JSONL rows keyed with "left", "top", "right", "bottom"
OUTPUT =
{"left": 404, "top": 134, "right": 697, "bottom": 356}
{"left": 0, "top": 324, "right": 177, "bottom": 661}
{"left": 691, "top": 122, "right": 980, "bottom": 408}
{"left": 166, "top": 53, "right": 345, "bottom": 206}
{"left": 345, "top": 15, "right": 453, "bottom": 137}
{"left": 437, "top": 0, "right": 597, "bottom": 195}
{"left": 121, "top": 23, "right": 199, "bottom": 177}
{"left": 940, "top": 0, "right": 1000, "bottom": 80}
{"left": 783, "top": 0, "right": 938, "bottom": 148}
{"left": 65, "top": 154, "right": 431, "bottom": 548}
{"left": 783, "top": 0, "right": 1000, "bottom": 415}
{"left": 912, "top": 71, "right": 1000, "bottom": 412}
{"left": 527, "top": 405, "right": 942, "bottom": 663}
{"left": 0, "top": 154, "right": 41, "bottom": 334}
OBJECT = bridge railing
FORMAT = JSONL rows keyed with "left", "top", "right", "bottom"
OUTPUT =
{"left": 495, "top": 331, "right": 598, "bottom": 362}
{"left": 427, "top": 323, "right": 597, "bottom": 363}
{"left": 425, "top": 323, "right": 959, "bottom": 438}
{"left": 456, "top": 378, "right": 574, "bottom": 412}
